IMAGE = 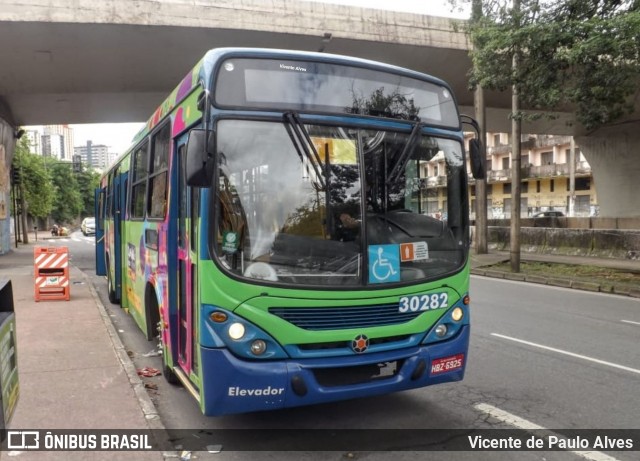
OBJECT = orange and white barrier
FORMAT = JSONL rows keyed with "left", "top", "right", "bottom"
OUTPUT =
{"left": 34, "top": 247, "right": 70, "bottom": 301}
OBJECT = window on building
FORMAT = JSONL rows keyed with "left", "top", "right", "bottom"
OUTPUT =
{"left": 493, "top": 134, "right": 501, "bottom": 146}
{"left": 550, "top": 179, "right": 555, "bottom": 192}
{"left": 521, "top": 181, "right": 528, "bottom": 193}
{"left": 502, "top": 157, "right": 510, "bottom": 170}
{"left": 541, "top": 151, "right": 553, "bottom": 165}
{"left": 522, "top": 155, "right": 529, "bottom": 166}
{"left": 503, "top": 183, "right": 511, "bottom": 195}
{"left": 536, "top": 180, "right": 541, "bottom": 193}
{"left": 575, "top": 177, "right": 591, "bottom": 191}
{"left": 575, "top": 195, "right": 590, "bottom": 214}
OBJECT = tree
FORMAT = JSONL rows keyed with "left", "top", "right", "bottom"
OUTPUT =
{"left": 450, "top": 0, "right": 640, "bottom": 271}
{"left": 47, "top": 160, "right": 83, "bottom": 225}
{"left": 12, "top": 137, "right": 55, "bottom": 240}
{"left": 75, "top": 169, "right": 101, "bottom": 217}
{"left": 451, "top": 0, "right": 640, "bottom": 131}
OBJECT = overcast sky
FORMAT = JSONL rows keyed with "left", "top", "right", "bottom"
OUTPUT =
{"left": 67, "top": 0, "right": 469, "bottom": 156}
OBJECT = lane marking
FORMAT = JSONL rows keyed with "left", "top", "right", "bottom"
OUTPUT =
{"left": 474, "top": 403, "right": 620, "bottom": 461}
{"left": 491, "top": 333, "right": 640, "bottom": 375}
{"left": 621, "top": 319, "right": 640, "bottom": 326}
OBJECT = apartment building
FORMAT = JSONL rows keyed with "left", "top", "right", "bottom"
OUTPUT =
{"left": 74, "top": 140, "right": 115, "bottom": 171}
{"left": 420, "top": 133, "right": 598, "bottom": 219}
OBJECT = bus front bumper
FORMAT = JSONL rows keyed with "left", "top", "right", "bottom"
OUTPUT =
{"left": 200, "top": 325, "right": 469, "bottom": 416}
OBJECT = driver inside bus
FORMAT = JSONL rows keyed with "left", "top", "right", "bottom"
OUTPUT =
{"left": 334, "top": 211, "right": 361, "bottom": 242}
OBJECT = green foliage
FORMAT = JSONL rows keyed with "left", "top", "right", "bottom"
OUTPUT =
{"left": 12, "top": 137, "right": 55, "bottom": 219}
{"left": 450, "top": 0, "right": 640, "bottom": 131}
{"left": 46, "top": 159, "right": 83, "bottom": 225}
{"left": 12, "top": 135, "right": 99, "bottom": 225}
{"left": 75, "top": 169, "right": 101, "bottom": 217}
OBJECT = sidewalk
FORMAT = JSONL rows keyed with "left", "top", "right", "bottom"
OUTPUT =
{"left": 470, "top": 248, "right": 640, "bottom": 297}
{"left": 0, "top": 236, "right": 164, "bottom": 460}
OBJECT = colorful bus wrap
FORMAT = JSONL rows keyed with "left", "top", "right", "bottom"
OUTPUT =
{"left": 97, "top": 48, "right": 485, "bottom": 416}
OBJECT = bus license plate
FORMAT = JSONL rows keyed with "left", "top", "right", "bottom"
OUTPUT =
{"left": 430, "top": 354, "right": 464, "bottom": 375}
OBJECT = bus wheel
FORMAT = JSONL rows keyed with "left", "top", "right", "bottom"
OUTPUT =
{"left": 107, "top": 258, "right": 119, "bottom": 304}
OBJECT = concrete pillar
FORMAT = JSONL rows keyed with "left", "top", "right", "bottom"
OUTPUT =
{"left": 0, "top": 118, "right": 18, "bottom": 255}
{"left": 576, "top": 134, "right": 640, "bottom": 218}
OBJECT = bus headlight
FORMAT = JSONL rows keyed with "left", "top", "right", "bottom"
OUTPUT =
{"left": 250, "top": 340, "right": 267, "bottom": 356}
{"left": 228, "top": 322, "right": 246, "bottom": 340}
{"left": 422, "top": 297, "right": 469, "bottom": 345}
{"left": 435, "top": 324, "right": 448, "bottom": 337}
{"left": 202, "top": 306, "right": 288, "bottom": 359}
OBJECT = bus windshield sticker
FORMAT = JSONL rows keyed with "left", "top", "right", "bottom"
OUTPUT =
{"left": 222, "top": 231, "right": 239, "bottom": 253}
{"left": 398, "top": 293, "right": 448, "bottom": 313}
{"left": 368, "top": 244, "right": 400, "bottom": 284}
{"left": 400, "top": 242, "right": 429, "bottom": 262}
{"left": 311, "top": 137, "right": 357, "bottom": 165}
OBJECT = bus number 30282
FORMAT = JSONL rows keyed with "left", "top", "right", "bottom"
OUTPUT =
{"left": 398, "top": 293, "right": 448, "bottom": 313}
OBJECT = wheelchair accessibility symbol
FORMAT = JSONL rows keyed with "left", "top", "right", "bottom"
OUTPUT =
{"left": 368, "top": 244, "right": 400, "bottom": 284}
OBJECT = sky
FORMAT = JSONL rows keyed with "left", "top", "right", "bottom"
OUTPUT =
{"left": 68, "top": 0, "right": 469, "bottom": 156}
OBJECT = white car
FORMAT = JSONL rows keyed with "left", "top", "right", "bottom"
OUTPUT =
{"left": 81, "top": 217, "right": 96, "bottom": 236}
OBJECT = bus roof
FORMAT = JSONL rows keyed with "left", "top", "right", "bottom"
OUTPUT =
{"left": 115, "top": 47, "right": 456, "bottom": 171}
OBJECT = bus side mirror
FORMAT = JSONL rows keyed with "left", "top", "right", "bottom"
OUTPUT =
{"left": 469, "top": 138, "right": 486, "bottom": 180}
{"left": 186, "top": 129, "right": 215, "bottom": 187}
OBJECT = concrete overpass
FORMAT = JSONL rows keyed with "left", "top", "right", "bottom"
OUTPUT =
{"left": 0, "top": 0, "right": 638, "bottom": 253}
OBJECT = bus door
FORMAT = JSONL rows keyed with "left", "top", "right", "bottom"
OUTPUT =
{"left": 112, "top": 168, "right": 125, "bottom": 301}
{"left": 95, "top": 188, "right": 106, "bottom": 276}
{"left": 176, "top": 134, "right": 195, "bottom": 376}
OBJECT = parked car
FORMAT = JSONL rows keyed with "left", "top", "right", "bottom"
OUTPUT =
{"left": 532, "top": 210, "right": 564, "bottom": 228}
{"left": 532, "top": 211, "right": 565, "bottom": 218}
{"left": 81, "top": 217, "right": 96, "bottom": 235}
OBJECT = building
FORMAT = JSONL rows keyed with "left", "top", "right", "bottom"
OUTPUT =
{"left": 420, "top": 133, "right": 598, "bottom": 219}
{"left": 23, "top": 129, "right": 43, "bottom": 155}
{"left": 74, "top": 141, "right": 115, "bottom": 170}
{"left": 23, "top": 125, "right": 75, "bottom": 161}
{"left": 43, "top": 125, "right": 75, "bottom": 161}
{"left": 479, "top": 134, "right": 596, "bottom": 218}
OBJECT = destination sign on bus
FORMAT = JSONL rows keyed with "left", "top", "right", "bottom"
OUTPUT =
{"left": 215, "top": 57, "right": 460, "bottom": 128}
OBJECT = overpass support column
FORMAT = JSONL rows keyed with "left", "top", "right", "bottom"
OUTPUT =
{"left": 0, "top": 116, "right": 18, "bottom": 255}
{"left": 576, "top": 134, "right": 640, "bottom": 218}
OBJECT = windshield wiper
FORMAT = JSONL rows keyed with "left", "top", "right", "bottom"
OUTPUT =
{"left": 283, "top": 112, "right": 326, "bottom": 190}
{"left": 386, "top": 120, "right": 423, "bottom": 186}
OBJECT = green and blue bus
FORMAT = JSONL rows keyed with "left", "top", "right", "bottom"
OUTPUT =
{"left": 96, "top": 48, "right": 485, "bottom": 416}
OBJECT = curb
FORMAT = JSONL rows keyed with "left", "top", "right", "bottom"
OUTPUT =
{"left": 470, "top": 267, "right": 640, "bottom": 298}
{"left": 82, "top": 269, "right": 172, "bottom": 458}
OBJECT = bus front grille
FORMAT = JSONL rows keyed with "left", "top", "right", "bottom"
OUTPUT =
{"left": 268, "top": 304, "right": 420, "bottom": 330}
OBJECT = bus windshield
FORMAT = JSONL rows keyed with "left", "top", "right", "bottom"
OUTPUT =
{"left": 214, "top": 119, "right": 466, "bottom": 287}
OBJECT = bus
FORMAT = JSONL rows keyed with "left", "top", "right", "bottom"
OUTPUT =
{"left": 96, "top": 47, "right": 485, "bottom": 416}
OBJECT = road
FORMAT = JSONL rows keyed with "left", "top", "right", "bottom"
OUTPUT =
{"left": 59, "top": 236, "right": 640, "bottom": 460}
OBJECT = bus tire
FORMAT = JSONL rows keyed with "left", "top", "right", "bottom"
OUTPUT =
{"left": 162, "top": 345, "right": 181, "bottom": 386}
{"left": 106, "top": 256, "right": 119, "bottom": 304}
{"left": 145, "top": 286, "right": 161, "bottom": 341}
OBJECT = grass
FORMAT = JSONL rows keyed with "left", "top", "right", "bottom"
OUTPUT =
{"left": 486, "top": 261, "right": 640, "bottom": 288}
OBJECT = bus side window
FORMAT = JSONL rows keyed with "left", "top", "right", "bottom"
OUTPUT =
{"left": 130, "top": 141, "right": 149, "bottom": 219}
{"left": 148, "top": 123, "right": 170, "bottom": 219}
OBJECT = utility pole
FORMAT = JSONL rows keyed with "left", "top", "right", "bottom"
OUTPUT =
{"left": 569, "top": 137, "right": 576, "bottom": 217}
{"left": 472, "top": 0, "right": 488, "bottom": 254}
{"left": 20, "top": 179, "right": 29, "bottom": 245}
{"left": 510, "top": 0, "right": 521, "bottom": 272}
